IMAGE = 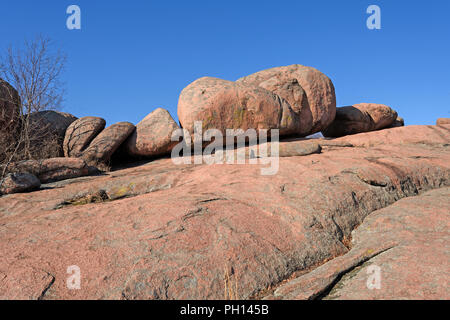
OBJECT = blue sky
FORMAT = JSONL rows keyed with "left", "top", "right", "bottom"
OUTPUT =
{"left": 1, "top": 0, "right": 449, "bottom": 126}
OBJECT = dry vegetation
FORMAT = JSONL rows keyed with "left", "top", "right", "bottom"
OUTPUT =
{"left": 0, "top": 36, "right": 66, "bottom": 180}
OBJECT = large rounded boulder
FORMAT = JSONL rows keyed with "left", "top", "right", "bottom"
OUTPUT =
{"left": 436, "top": 118, "right": 450, "bottom": 126}
{"left": 125, "top": 108, "right": 179, "bottom": 157}
{"left": 82, "top": 122, "right": 135, "bottom": 170}
{"left": 0, "top": 172, "right": 41, "bottom": 195}
{"left": 237, "top": 64, "right": 336, "bottom": 135}
{"left": 389, "top": 116, "right": 404, "bottom": 128}
{"left": 0, "top": 80, "right": 21, "bottom": 158}
{"left": 323, "top": 103, "right": 398, "bottom": 137}
{"left": 0, "top": 79, "right": 21, "bottom": 130}
{"left": 4, "top": 157, "right": 89, "bottom": 183}
{"left": 63, "top": 117, "right": 106, "bottom": 157}
{"left": 29, "top": 111, "right": 78, "bottom": 142}
{"left": 177, "top": 77, "right": 301, "bottom": 137}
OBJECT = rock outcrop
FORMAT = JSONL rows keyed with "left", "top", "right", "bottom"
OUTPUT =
{"left": 177, "top": 77, "right": 301, "bottom": 137}
{"left": 63, "top": 117, "right": 106, "bottom": 157}
{"left": 0, "top": 79, "right": 20, "bottom": 130}
{"left": 4, "top": 157, "right": 89, "bottom": 184}
{"left": 0, "top": 173, "right": 41, "bottom": 195}
{"left": 323, "top": 103, "right": 398, "bottom": 137}
{"left": 29, "top": 110, "right": 78, "bottom": 139}
{"left": 82, "top": 122, "right": 135, "bottom": 170}
{"left": 0, "top": 80, "right": 21, "bottom": 159}
{"left": 270, "top": 187, "right": 450, "bottom": 300}
{"left": 125, "top": 108, "right": 179, "bottom": 157}
{"left": 237, "top": 64, "right": 336, "bottom": 135}
{"left": 437, "top": 118, "right": 450, "bottom": 126}
{"left": 0, "top": 124, "right": 448, "bottom": 300}
{"left": 0, "top": 64, "right": 448, "bottom": 301}
{"left": 332, "top": 124, "right": 449, "bottom": 147}
{"left": 389, "top": 116, "right": 404, "bottom": 128}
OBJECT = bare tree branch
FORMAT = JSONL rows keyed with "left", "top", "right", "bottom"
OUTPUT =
{"left": 0, "top": 35, "right": 67, "bottom": 185}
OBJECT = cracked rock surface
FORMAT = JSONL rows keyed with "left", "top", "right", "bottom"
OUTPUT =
{"left": 0, "top": 124, "right": 448, "bottom": 299}
{"left": 270, "top": 187, "right": 449, "bottom": 300}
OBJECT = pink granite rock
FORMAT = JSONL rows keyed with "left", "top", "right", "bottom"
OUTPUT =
{"left": 0, "top": 125, "right": 448, "bottom": 300}
{"left": 177, "top": 77, "right": 301, "bottom": 137}
{"left": 0, "top": 79, "right": 20, "bottom": 130}
{"left": 323, "top": 103, "right": 398, "bottom": 137}
{"left": 237, "top": 65, "right": 336, "bottom": 135}
{"left": 82, "top": 122, "right": 135, "bottom": 170}
{"left": 63, "top": 117, "right": 106, "bottom": 157}
{"left": 29, "top": 110, "right": 78, "bottom": 138}
{"left": 271, "top": 187, "right": 450, "bottom": 300}
{"left": 436, "top": 118, "right": 450, "bottom": 126}
{"left": 125, "top": 108, "right": 179, "bottom": 157}
{"left": 4, "top": 157, "right": 89, "bottom": 183}
{"left": 0, "top": 173, "right": 41, "bottom": 195}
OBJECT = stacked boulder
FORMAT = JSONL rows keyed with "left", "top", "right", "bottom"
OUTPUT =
{"left": 0, "top": 80, "right": 91, "bottom": 196}
{"left": 177, "top": 65, "right": 408, "bottom": 141}
{"left": 437, "top": 118, "right": 450, "bottom": 126}
{"left": 0, "top": 79, "right": 21, "bottom": 162}
{"left": 60, "top": 109, "right": 180, "bottom": 170}
{"left": 236, "top": 64, "right": 337, "bottom": 135}
{"left": 29, "top": 110, "right": 78, "bottom": 141}
{"left": 4, "top": 64, "right": 441, "bottom": 197}
{"left": 82, "top": 121, "right": 135, "bottom": 170}
{"left": 177, "top": 64, "right": 337, "bottom": 139}
{"left": 390, "top": 116, "right": 404, "bottom": 128}
{"left": 3, "top": 158, "right": 89, "bottom": 184}
{"left": 178, "top": 77, "right": 302, "bottom": 137}
{"left": 124, "top": 108, "right": 179, "bottom": 158}
{"left": 0, "top": 173, "right": 41, "bottom": 195}
{"left": 63, "top": 117, "right": 135, "bottom": 171}
{"left": 0, "top": 79, "right": 21, "bottom": 131}
{"left": 323, "top": 103, "right": 399, "bottom": 137}
{"left": 59, "top": 108, "right": 179, "bottom": 171}
{"left": 0, "top": 157, "right": 90, "bottom": 195}
{"left": 64, "top": 117, "right": 106, "bottom": 157}
{"left": 28, "top": 110, "right": 78, "bottom": 157}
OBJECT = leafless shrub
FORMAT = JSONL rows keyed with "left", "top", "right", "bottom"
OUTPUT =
{"left": 0, "top": 36, "right": 67, "bottom": 183}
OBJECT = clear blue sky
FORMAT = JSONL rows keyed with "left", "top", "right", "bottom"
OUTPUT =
{"left": 1, "top": 0, "right": 449, "bottom": 126}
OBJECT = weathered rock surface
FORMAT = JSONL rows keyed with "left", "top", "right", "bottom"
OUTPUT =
{"left": 0, "top": 79, "right": 20, "bottom": 129}
{"left": 0, "top": 125, "right": 448, "bottom": 300}
{"left": 323, "top": 103, "right": 398, "bottom": 137}
{"left": 29, "top": 111, "right": 78, "bottom": 138}
{"left": 4, "top": 157, "right": 89, "bottom": 184}
{"left": 82, "top": 122, "right": 135, "bottom": 170}
{"left": 237, "top": 64, "right": 336, "bottom": 134}
{"left": 391, "top": 116, "right": 404, "bottom": 127}
{"left": 437, "top": 118, "right": 450, "bottom": 126}
{"left": 241, "top": 76, "right": 312, "bottom": 136}
{"left": 270, "top": 187, "right": 449, "bottom": 300}
{"left": 63, "top": 117, "right": 106, "bottom": 157}
{"left": 177, "top": 77, "right": 301, "bottom": 137}
{"left": 238, "top": 140, "right": 322, "bottom": 159}
{"left": 0, "top": 80, "right": 21, "bottom": 157}
{"left": 333, "top": 124, "right": 449, "bottom": 147}
{"left": 125, "top": 108, "right": 179, "bottom": 157}
{"left": 195, "top": 140, "right": 322, "bottom": 165}
{"left": 0, "top": 173, "right": 41, "bottom": 195}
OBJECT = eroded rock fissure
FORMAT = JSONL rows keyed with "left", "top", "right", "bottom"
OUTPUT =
{"left": 37, "top": 274, "right": 55, "bottom": 300}
{"left": 255, "top": 168, "right": 447, "bottom": 299}
{"left": 313, "top": 246, "right": 394, "bottom": 300}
